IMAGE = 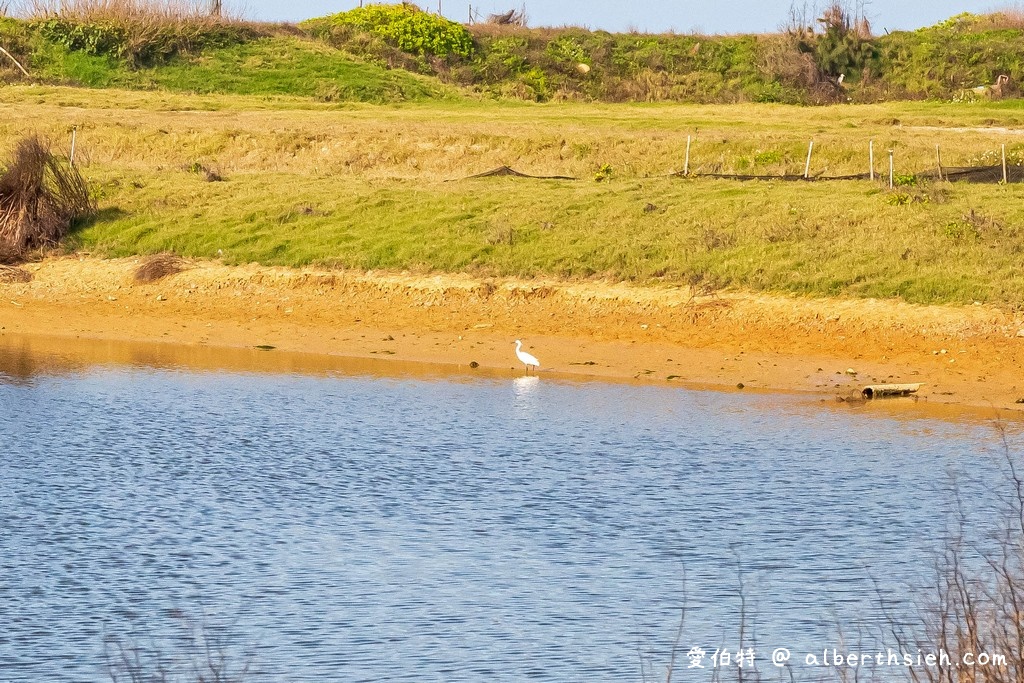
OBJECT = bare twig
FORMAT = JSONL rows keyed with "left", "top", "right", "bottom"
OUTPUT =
{"left": 0, "top": 46, "right": 30, "bottom": 77}
{"left": 665, "top": 568, "right": 688, "bottom": 683}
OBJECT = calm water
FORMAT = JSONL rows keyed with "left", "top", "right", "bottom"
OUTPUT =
{"left": 0, "top": 342, "right": 1017, "bottom": 682}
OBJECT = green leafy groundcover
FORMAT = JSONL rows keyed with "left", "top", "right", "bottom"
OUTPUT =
{"left": 31, "top": 16, "right": 258, "bottom": 65}
{"left": 308, "top": 3, "right": 473, "bottom": 58}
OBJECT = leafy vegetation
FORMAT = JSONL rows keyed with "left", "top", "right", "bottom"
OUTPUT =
{"left": 301, "top": 3, "right": 473, "bottom": 59}
{"left": 32, "top": 15, "right": 257, "bottom": 65}
{"left": 880, "top": 13, "right": 1024, "bottom": 100}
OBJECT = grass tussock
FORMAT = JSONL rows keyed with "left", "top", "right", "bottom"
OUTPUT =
{"left": 0, "top": 264, "right": 32, "bottom": 281}
{"left": 0, "top": 135, "right": 94, "bottom": 259}
{"left": 133, "top": 253, "right": 184, "bottom": 283}
{"left": 184, "top": 161, "right": 223, "bottom": 182}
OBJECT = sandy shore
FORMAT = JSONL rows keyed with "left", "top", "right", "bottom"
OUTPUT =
{"left": 1, "top": 256, "right": 1023, "bottom": 418}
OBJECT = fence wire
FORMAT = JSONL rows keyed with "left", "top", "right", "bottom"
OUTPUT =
{"left": 677, "top": 164, "right": 1024, "bottom": 183}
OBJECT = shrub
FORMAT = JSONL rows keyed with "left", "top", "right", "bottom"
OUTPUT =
{"left": 35, "top": 17, "right": 256, "bottom": 64}
{"left": 519, "top": 65, "right": 549, "bottom": 100}
{"left": 35, "top": 18, "right": 129, "bottom": 56}
{"left": 0, "top": 17, "right": 32, "bottom": 52}
{"left": 812, "top": 5, "right": 879, "bottom": 80}
{"left": 782, "top": 1, "right": 880, "bottom": 95}
{"left": 546, "top": 34, "right": 588, "bottom": 69}
{"left": 28, "top": 0, "right": 261, "bottom": 66}
{"left": 888, "top": 436, "right": 1024, "bottom": 683}
{"left": 304, "top": 3, "right": 473, "bottom": 59}
{"left": 480, "top": 35, "right": 528, "bottom": 78}
{"left": 0, "top": 17, "right": 33, "bottom": 80}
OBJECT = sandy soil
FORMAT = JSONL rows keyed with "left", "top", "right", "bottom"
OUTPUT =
{"left": 1, "top": 256, "right": 1023, "bottom": 418}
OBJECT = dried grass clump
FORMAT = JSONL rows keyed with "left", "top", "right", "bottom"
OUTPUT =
{"left": 134, "top": 253, "right": 184, "bottom": 283}
{"left": 0, "top": 264, "right": 32, "bottom": 282}
{"left": 0, "top": 136, "right": 94, "bottom": 259}
{"left": 27, "top": 0, "right": 245, "bottom": 25}
{"left": 757, "top": 35, "right": 821, "bottom": 89}
{"left": 488, "top": 5, "right": 526, "bottom": 26}
{"left": 972, "top": 7, "right": 1024, "bottom": 30}
{"left": 183, "top": 161, "right": 224, "bottom": 182}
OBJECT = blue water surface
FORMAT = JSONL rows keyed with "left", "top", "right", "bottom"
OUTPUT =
{"left": 0, "top": 355, "right": 1015, "bottom": 682}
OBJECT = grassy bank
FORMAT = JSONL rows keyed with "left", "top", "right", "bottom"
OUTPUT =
{"left": 0, "top": 17, "right": 449, "bottom": 101}
{"left": 72, "top": 170, "right": 1024, "bottom": 306}
{"left": 2, "top": 87, "right": 1022, "bottom": 307}
{"left": 3, "top": 4, "right": 1024, "bottom": 104}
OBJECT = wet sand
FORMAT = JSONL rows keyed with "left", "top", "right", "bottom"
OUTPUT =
{"left": 1, "top": 256, "right": 1022, "bottom": 419}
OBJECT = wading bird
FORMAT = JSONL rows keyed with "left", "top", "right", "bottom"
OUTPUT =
{"left": 514, "top": 340, "right": 540, "bottom": 374}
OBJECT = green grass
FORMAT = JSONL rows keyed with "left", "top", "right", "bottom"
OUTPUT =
{"left": 70, "top": 168, "right": 1024, "bottom": 307}
{"left": 28, "top": 35, "right": 450, "bottom": 102}
{"left": 135, "top": 38, "right": 446, "bottom": 101}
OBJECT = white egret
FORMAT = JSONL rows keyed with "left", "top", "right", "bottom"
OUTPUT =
{"left": 514, "top": 340, "right": 540, "bottom": 374}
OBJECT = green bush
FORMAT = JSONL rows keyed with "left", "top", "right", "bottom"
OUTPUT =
{"left": 479, "top": 36, "right": 528, "bottom": 79}
{"left": 304, "top": 3, "right": 473, "bottom": 59}
{"left": 814, "top": 27, "right": 879, "bottom": 79}
{"left": 879, "top": 18, "right": 1024, "bottom": 98}
{"left": 546, "top": 34, "right": 588, "bottom": 69}
{"left": 30, "top": 13, "right": 259, "bottom": 67}
{"left": 32, "top": 17, "right": 258, "bottom": 65}
{"left": 943, "top": 219, "right": 981, "bottom": 241}
{"left": 35, "top": 19, "right": 130, "bottom": 58}
{"left": 519, "top": 65, "right": 549, "bottom": 100}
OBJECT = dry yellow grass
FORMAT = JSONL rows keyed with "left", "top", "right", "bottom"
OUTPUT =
{"left": 3, "top": 85, "right": 1024, "bottom": 181}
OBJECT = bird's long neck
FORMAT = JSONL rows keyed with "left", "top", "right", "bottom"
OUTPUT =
{"left": 515, "top": 341, "right": 522, "bottom": 350}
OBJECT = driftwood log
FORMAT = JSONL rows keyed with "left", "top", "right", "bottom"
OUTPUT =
{"left": 861, "top": 383, "right": 923, "bottom": 399}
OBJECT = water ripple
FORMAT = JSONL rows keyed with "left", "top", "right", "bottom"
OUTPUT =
{"left": 0, "top": 369, "right": 1012, "bottom": 681}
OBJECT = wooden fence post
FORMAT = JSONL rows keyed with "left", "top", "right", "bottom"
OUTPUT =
{"left": 869, "top": 140, "right": 874, "bottom": 181}
{"left": 684, "top": 135, "right": 691, "bottom": 176}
